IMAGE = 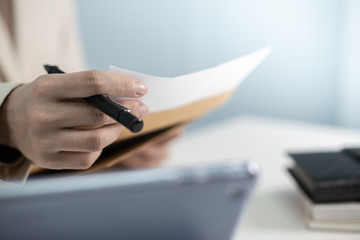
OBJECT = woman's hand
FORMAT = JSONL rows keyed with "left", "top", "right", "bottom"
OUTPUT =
{"left": 118, "top": 126, "right": 184, "bottom": 169}
{"left": 0, "top": 70, "right": 148, "bottom": 170}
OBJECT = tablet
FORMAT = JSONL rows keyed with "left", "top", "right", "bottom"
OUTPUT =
{"left": 0, "top": 160, "right": 258, "bottom": 240}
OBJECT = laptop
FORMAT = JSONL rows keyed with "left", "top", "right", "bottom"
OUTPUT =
{"left": 0, "top": 160, "right": 258, "bottom": 240}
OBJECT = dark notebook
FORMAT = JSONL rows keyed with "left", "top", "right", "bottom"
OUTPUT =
{"left": 288, "top": 148, "right": 360, "bottom": 203}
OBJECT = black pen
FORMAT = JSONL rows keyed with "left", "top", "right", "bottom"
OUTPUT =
{"left": 44, "top": 65, "right": 144, "bottom": 133}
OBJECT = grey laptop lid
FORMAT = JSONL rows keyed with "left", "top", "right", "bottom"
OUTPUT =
{"left": 0, "top": 160, "right": 258, "bottom": 240}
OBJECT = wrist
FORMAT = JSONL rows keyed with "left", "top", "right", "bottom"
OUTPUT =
{"left": 0, "top": 85, "right": 23, "bottom": 148}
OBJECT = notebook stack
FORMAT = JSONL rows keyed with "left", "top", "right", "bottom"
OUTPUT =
{"left": 288, "top": 148, "right": 360, "bottom": 231}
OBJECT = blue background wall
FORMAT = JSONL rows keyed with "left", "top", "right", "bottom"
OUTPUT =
{"left": 76, "top": 0, "right": 360, "bottom": 129}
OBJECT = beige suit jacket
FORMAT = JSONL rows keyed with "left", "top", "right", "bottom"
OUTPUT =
{"left": 0, "top": 0, "right": 87, "bottom": 187}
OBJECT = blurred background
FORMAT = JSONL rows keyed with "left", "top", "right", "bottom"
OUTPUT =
{"left": 75, "top": 0, "right": 360, "bottom": 130}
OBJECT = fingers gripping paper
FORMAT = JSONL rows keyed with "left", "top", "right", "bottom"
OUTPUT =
{"left": 109, "top": 46, "right": 272, "bottom": 140}
{"left": 29, "top": 47, "right": 271, "bottom": 175}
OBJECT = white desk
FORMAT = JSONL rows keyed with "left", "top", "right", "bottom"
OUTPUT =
{"left": 165, "top": 115, "right": 360, "bottom": 240}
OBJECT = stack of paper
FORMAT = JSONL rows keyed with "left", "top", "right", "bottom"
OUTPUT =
{"left": 288, "top": 150, "right": 360, "bottom": 232}
{"left": 110, "top": 46, "right": 272, "bottom": 140}
{"left": 301, "top": 192, "right": 360, "bottom": 231}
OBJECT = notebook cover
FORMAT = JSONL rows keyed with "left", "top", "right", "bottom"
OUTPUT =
{"left": 288, "top": 151, "right": 360, "bottom": 203}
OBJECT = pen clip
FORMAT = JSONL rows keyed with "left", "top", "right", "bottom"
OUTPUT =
{"left": 104, "top": 96, "right": 131, "bottom": 112}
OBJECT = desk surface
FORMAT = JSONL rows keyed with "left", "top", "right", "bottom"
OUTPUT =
{"left": 165, "top": 115, "right": 360, "bottom": 240}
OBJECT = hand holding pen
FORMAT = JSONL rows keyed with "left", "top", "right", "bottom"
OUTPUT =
{"left": 0, "top": 68, "right": 148, "bottom": 170}
{"left": 44, "top": 65, "right": 144, "bottom": 133}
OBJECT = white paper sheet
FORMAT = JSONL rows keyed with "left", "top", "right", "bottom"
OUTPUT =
{"left": 109, "top": 46, "right": 272, "bottom": 113}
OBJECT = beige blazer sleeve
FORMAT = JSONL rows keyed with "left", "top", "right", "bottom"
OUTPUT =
{"left": 0, "top": 0, "right": 88, "bottom": 187}
{"left": 0, "top": 82, "right": 21, "bottom": 105}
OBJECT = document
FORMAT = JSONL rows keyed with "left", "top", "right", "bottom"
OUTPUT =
{"left": 30, "top": 46, "right": 272, "bottom": 175}
{"left": 109, "top": 46, "right": 272, "bottom": 113}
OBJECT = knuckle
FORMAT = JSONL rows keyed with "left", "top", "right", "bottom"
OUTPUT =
{"left": 32, "top": 111, "right": 51, "bottom": 126}
{"left": 108, "top": 125, "right": 123, "bottom": 141}
{"left": 86, "top": 70, "right": 105, "bottom": 93}
{"left": 119, "top": 76, "right": 139, "bottom": 97}
{"left": 31, "top": 76, "right": 50, "bottom": 97}
{"left": 92, "top": 107, "right": 107, "bottom": 124}
{"left": 77, "top": 153, "right": 98, "bottom": 169}
{"left": 31, "top": 136, "right": 50, "bottom": 152}
{"left": 28, "top": 144, "right": 53, "bottom": 168}
{"left": 122, "top": 77, "right": 136, "bottom": 93}
{"left": 87, "top": 133, "right": 104, "bottom": 152}
{"left": 37, "top": 156, "right": 57, "bottom": 169}
{"left": 34, "top": 158, "right": 49, "bottom": 169}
